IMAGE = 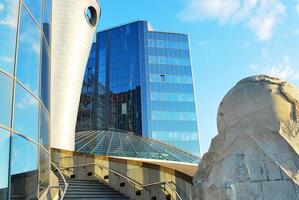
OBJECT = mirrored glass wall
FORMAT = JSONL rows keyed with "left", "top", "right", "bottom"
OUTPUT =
{"left": 0, "top": 0, "right": 51, "bottom": 199}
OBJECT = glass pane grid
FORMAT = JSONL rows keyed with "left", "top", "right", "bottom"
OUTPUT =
{"left": 75, "top": 129, "right": 199, "bottom": 164}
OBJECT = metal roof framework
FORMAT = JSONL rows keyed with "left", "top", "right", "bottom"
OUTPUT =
{"left": 75, "top": 129, "right": 200, "bottom": 164}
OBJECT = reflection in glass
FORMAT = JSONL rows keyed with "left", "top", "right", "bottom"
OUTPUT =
{"left": 11, "top": 134, "right": 38, "bottom": 199}
{"left": 39, "top": 105, "right": 49, "bottom": 149}
{"left": 16, "top": 5, "right": 41, "bottom": 96}
{"left": 14, "top": 83, "right": 39, "bottom": 141}
{"left": 0, "top": 73, "right": 13, "bottom": 127}
{"left": 42, "top": 0, "right": 52, "bottom": 44}
{"left": 0, "top": 0, "right": 19, "bottom": 74}
{"left": 22, "top": 0, "right": 42, "bottom": 24}
{"left": 39, "top": 147, "right": 49, "bottom": 197}
{"left": 0, "top": 129, "right": 10, "bottom": 199}
{"left": 41, "top": 37, "right": 50, "bottom": 109}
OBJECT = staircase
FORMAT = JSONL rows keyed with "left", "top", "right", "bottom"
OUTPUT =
{"left": 59, "top": 178, "right": 130, "bottom": 200}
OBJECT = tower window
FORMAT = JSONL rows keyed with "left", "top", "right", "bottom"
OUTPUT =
{"left": 85, "top": 6, "right": 97, "bottom": 27}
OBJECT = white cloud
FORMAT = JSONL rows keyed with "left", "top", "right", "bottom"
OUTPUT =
{"left": 19, "top": 32, "right": 40, "bottom": 54}
{"left": 0, "top": 56, "right": 14, "bottom": 63}
{"left": 179, "top": 0, "right": 241, "bottom": 23}
{"left": 296, "top": 2, "right": 299, "bottom": 14}
{"left": 250, "top": 56, "right": 299, "bottom": 81}
{"left": 0, "top": 4, "right": 4, "bottom": 11}
{"left": 16, "top": 94, "right": 37, "bottom": 109}
{"left": 0, "top": 1, "right": 18, "bottom": 28}
{"left": 248, "top": 0, "right": 285, "bottom": 41}
{"left": 178, "top": 0, "right": 285, "bottom": 41}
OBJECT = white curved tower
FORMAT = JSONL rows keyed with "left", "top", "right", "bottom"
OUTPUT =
{"left": 51, "top": 0, "right": 100, "bottom": 150}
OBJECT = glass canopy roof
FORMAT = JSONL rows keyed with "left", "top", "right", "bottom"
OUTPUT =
{"left": 75, "top": 129, "right": 200, "bottom": 164}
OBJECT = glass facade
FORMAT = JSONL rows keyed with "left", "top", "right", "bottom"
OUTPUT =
{"left": 75, "top": 129, "right": 200, "bottom": 164}
{"left": 77, "top": 21, "right": 200, "bottom": 156}
{"left": 0, "top": 0, "right": 51, "bottom": 199}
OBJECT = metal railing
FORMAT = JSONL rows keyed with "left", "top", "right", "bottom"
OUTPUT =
{"left": 39, "top": 161, "right": 68, "bottom": 200}
{"left": 55, "top": 162, "right": 183, "bottom": 200}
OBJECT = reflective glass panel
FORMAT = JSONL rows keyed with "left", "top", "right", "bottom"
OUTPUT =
{"left": 11, "top": 134, "right": 38, "bottom": 199}
{"left": 14, "top": 83, "right": 39, "bottom": 141}
{"left": 0, "top": 129, "right": 10, "bottom": 199}
{"left": 22, "top": 0, "right": 42, "bottom": 24}
{"left": 41, "top": 37, "right": 50, "bottom": 109}
{"left": 42, "top": 0, "right": 51, "bottom": 44}
{"left": 39, "top": 147, "right": 49, "bottom": 197}
{"left": 39, "top": 105, "right": 49, "bottom": 149}
{"left": 0, "top": 73, "right": 13, "bottom": 127}
{"left": 0, "top": 0, "right": 19, "bottom": 74}
{"left": 17, "top": 5, "right": 41, "bottom": 96}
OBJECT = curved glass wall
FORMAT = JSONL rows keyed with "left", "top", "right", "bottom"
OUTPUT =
{"left": 75, "top": 129, "right": 200, "bottom": 164}
{"left": 0, "top": 0, "right": 51, "bottom": 199}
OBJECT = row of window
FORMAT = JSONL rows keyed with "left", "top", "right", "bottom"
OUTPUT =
{"left": 151, "top": 111, "right": 197, "bottom": 121}
{"left": 147, "top": 31, "right": 188, "bottom": 43}
{"left": 148, "top": 39, "right": 189, "bottom": 50}
{"left": 150, "top": 82, "right": 194, "bottom": 94}
{"left": 152, "top": 131, "right": 199, "bottom": 141}
{"left": 150, "top": 101, "right": 196, "bottom": 112}
{"left": 150, "top": 91, "right": 195, "bottom": 102}
{"left": 148, "top": 56, "right": 191, "bottom": 66}
{"left": 151, "top": 120, "right": 198, "bottom": 133}
{"left": 149, "top": 74, "right": 193, "bottom": 84}
{"left": 148, "top": 64, "right": 192, "bottom": 76}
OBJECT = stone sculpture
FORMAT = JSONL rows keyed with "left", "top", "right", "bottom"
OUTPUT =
{"left": 193, "top": 75, "right": 299, "bottom": 200}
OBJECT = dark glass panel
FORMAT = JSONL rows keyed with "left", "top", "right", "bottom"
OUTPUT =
{"left": 14, "top": 83, "right": 39, "bottom": 141}
{"left": 0, "top": 0, "right": 19, "bottom": 74}
{"left": 0, "top": 73, "right": 13, "bottom": 127}
{"left": 42, "top": 0, "right": 51, "bottom": 44}
{"left": 11, "top": 134, "right": 38, "bottom": 200}
{"left": 16, "top": 5, "right": 41, "bottom": 96}
{"left": 0, "top": 129, "right": 10, "bottom": 200}
{"left": 41, "top": 37, "right": 50, "bottom": 109}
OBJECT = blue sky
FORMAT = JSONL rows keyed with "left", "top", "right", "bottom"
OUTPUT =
{"left": 0, "top": 0, "right": 298, "bottom": 157}
{"left": 98, "top": 0, "right": 299, "bottom": 155}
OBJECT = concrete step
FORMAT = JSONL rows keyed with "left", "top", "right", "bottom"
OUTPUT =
{"left": 63, "top": 198, "right": 130, "bottom": 200}
{"left": 64, "top": 186, "right": 115, "bottom": 191}
{"left": 57, "top": 177, "right": 131, "bottom": 200}
{"left": 64, "top": 194, "right": 127, "bottom": 198}
{"left": 65, "top": 190, "right": 121, "bottom": 195}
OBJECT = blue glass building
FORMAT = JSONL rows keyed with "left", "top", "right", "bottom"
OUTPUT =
{"left": 77, "top": 21, "right": 200, "bottom": 156}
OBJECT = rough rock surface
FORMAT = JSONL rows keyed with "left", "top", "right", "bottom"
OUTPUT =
{"left": 193, "top": 75, "right": 299, "bottom": 200}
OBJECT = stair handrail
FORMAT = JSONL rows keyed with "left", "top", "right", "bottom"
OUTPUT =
{"left": 50, "top": 160, "right": 69, "bottom": 200}
{"left": 39, "top": 161, "right": 68, "bottom": 200}
{"left": 38, "top": 161, "right": 68, "bottom": 200}
{"left": 55, "top": 162, "right": 183, "bottom": 200}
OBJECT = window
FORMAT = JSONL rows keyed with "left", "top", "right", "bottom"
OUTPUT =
{"left": 122, "top": 103, "right": 127, "bottom": 115}
{"left": 14, "top": 83, "right": 39, "bottom": 141}
{"left": 16, "top": 5, "right": 41, "bottom": 96}
{"left": 160, "top": 74, "right": 165, "bottom": 82}
{"left": 11, "top": 134, "right": 38, "bottom": 199}
{"left": 0, "top": 0, "right": 18, "bottom": 74}
{"left": 0, "top": 73, "right": 13, "bottom": 127}
{"left": 0, "top": 129, "right": 10, "bottom": 198}
{"left": 85, "top": 6, "right": 97, "bottom": 27}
